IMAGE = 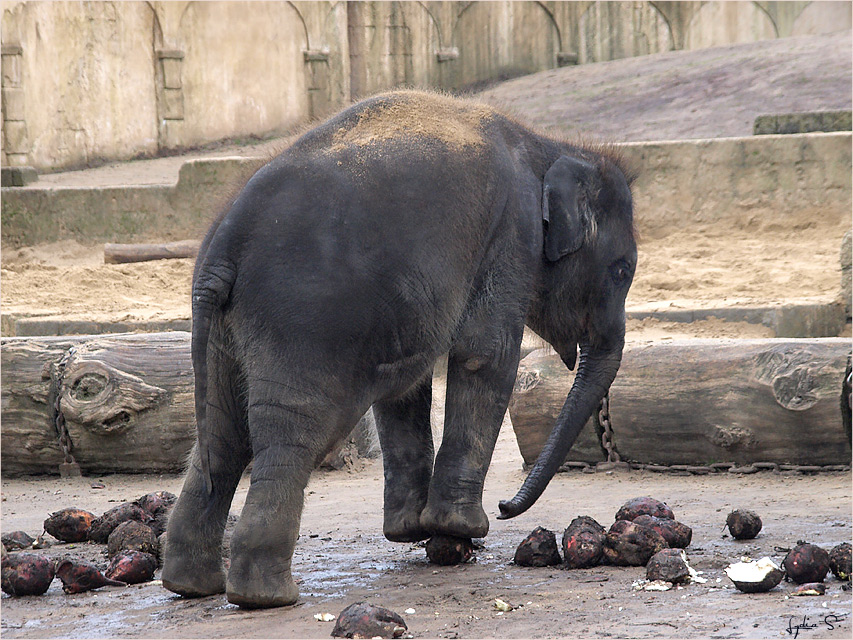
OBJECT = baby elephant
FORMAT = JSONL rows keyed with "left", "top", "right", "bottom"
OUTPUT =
{"left": 162, "top": 90, "right": 637, "bottom": 608}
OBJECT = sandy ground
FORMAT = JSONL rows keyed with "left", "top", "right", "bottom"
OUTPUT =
{"left": 1, "top": 33, "right": 852, "bottom": 638}
{"left": 2, "top": 423, "right": 851, "bottom": 639}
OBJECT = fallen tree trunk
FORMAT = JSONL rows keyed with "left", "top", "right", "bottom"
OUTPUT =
{"left": 509, "top": 339, "right": 852, "bottom": 467}
{"left": 103, "top": 240, "right": 201, "bottom": 264}
{"left": 1, "top": 332, "right": 376, "bottom": 477}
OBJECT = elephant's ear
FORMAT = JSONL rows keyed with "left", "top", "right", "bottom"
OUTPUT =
{"left": 542, "top": 156, "right": 595, "bottom": 262}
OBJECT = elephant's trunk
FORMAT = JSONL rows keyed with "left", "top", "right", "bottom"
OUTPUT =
{"left": 497, "top": 341, "right": 624, "bottom": 519}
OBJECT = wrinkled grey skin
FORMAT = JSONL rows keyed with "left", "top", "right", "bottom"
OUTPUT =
{"left": 162, "top": 91, "right": 637, "bottom": 608}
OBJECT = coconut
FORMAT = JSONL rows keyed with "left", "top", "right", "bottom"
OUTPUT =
{"left": 725, "top": 509, "right": 762, "bottom": 540}
{"left": 88, "top": 503, "right": 152, "bottom": 544}
{"left": 632, "top": 514, "right": 692, "bottom": 548}
{"left": 514, "top": 526, "right": 562, "bottom": 567}
{"left": 602, "top": 521, "right": 668, "bottom": 566}
{"left": 105, "top": 550, "right": 157, "bottom": 584}
{"left": 725, "top": 557, "right": 784, "bottom": 593}
{"left": 829, "top": 542, "right": 851, "bottom": 581}
{"left": 1, "top": 552, "right": 56, "bottom": 596}
{"left": 562, "top": 516, "right": 606, "bottom": 569}
{"left": 783, "top": 543, "right": 830, "bottom": 584}
{"left": 615, "top": 497, "right": 674, "bottom": 522}
{"left": 44, "top": 507, "right": 96, "bottom": 543}
{"left": 425, "top": 535, "right": 474, "bottom": 565}
{"left": 646, "top": 548, "right": 691, "bottom": 584}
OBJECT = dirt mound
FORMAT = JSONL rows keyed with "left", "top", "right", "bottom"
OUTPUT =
{"left": 477, "top": 31, "right": 852, "bottom": 142}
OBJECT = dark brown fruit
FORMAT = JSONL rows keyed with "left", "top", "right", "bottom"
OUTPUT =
{"left": 44, "top": 507, "right": 96, "bottom": 543}
{"left": 646, "top": 548, "right": 691, "bottom": 584}
{"left": 829, "top": 542, "right": 851, "bottom": 581}
{"left": 602, "top": 521, "right": 668, "bottom": 566}
{"left": 1, "top": 531, "right": 34, "bottom": 550}
{"left": 55, "top": 558, "right": 125, "bottom": 593}
{"left": 725, "top": 509, "right": 762, "bottom": 540}
{"left": 633, "top": 514, "right": 692, "bottom": 548}
{"left": 562, "top": 516, "right": 606, "bottom": 569}
{"left": 514, "top": 526, "right": 562, "bottom": 567}
{"left": 791, "top": 582, "right": 827, "bottom": 596}
{"left": 615, "top": 497, "right": 675, "bottom": 522}
{"left": 783, "top": 543, "right": 831, "bottom": 584}
{"left": 134, "top": 491, "right": 176, "bottom": 536}
{"left": 331, "top": 602, "right": 407, "bottom": 639}
{"left": 725, "top": 557, "right": 784, "bottom": 593}
{"left": 105, "top": 550, "right": 157, "bottom": 584}
{"left": 1, "top": 552, "right": 56, "bottom": 596}
{"left": 107, "top": 520, "right": 159, "bottom": 559}
{"left": 88, "top": 503, "right": 152, "bottom": 543}
{"left": 425, "top": 535, "right": 474, "bottom": 565}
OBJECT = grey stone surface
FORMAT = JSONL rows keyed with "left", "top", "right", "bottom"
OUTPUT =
{"left": 754, "top": 110, "right": 852, "bottom": 135}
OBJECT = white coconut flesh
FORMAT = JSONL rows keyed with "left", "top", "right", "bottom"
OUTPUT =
{"left": 725, "top": 557, "right": 782, "bottom": 582}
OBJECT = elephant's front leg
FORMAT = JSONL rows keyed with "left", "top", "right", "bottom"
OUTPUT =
{"left": 373, "top": 377, "right": 434, "bottom": 542}
{"left": 420, "top": 326, "right": 523, "bottom": 540}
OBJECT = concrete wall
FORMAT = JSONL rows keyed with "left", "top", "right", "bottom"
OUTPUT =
{"left": 2, "top": 1, "right": 850, "bottom": 171}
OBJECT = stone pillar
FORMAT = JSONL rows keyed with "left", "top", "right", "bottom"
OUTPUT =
{"left": 2, "top": 44, "right": 29, "bottom": 167}
{"left": 304, "top": 49, "right": 331, "bottom": 120}
{"left": 156, "top": 49, "right": 184, "bottom": 150}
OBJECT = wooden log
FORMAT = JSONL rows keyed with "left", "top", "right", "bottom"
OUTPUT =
{"left": 509, "top": 339, "right": 852, "bottom": 467}
{"left": 103, "top": 240, "right": 200, "bottom": 264}
{"left": 1, "top": 333, "right": 195, "bottom": 476}
{"left": 1, "top": 332, "right": 378, "bottom": 477}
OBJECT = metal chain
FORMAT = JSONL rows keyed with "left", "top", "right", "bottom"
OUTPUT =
{"left": 50, "top": 347, "right": 77, "bottom": 466}
{"left": 595, "top": 391, "right": 621, "bottom": 462}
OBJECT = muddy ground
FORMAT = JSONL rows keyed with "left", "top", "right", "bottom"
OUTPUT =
{"left": 2, "top": 32, "right": 852, "bottom": 639}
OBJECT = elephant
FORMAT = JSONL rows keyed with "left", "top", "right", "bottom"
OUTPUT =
{"left": 161, "top": 89, "right": 637, "bottom": 608}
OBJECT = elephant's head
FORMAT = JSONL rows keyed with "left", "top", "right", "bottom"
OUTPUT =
{"left": 499, "top": 152, "right": 637, "bottom": 519}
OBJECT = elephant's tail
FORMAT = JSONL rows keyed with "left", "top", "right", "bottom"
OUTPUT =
{"left": 192, "top": 252, "right": 238, "bottom": 495}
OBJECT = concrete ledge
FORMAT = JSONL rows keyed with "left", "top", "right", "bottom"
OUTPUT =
{"left": 3, "top": 133, "right": 850, "bottom": 247}
{"left": 1, "top": 156, "right": 264, "bottom": 247}
{"left": 627, "top": 301, "right": 847, "bottom": 338}
{"left": 754, "top": 110, "right": 852, "bottom": 135}
{"left": 1, "top": 166, "right": 38, "bottom": 187}
{"left": 3, "top": 317, "right": 191, "bottom": 337}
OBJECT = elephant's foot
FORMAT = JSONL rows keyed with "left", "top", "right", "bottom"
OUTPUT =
{"left": 161, "top": 547, "right": 225, "bottom": 598}
{"left": 420, "top": 500, "right": 489, "bottom": 540}
{"left": 384, "top": 506, "right": 430, "bottom": 542}
{"left": 225, "top": 561, "right": 299, "bottom": 609}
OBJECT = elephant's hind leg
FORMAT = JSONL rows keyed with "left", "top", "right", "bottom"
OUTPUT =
{"left": 374, "top": 376, "right": 434, "bottom": 542}
{"left": 162, "top": 342, "right": 251, "bottom": 597}
{"left": 225, "top": 380, "right": 347, "bottom": 609}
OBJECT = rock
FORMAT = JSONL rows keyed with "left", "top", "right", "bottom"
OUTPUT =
{"left": 615, "top": 497, "right": 674, "bottom": 522}
{"left": 107, "top": 520, "right": 159, "bottom": 559}
{"left": 44, "top": 507, "right": 96, "bottom": 543}
{"left": 1, "top": 531, "right": 34, "bottom": 550}
{"left": 562, "top": 516, "right": 606, "bottom": 569}
{"left": 1, "top": 552, "right": 56, "bottom": 596}
{"left": 725, "top": 509, "right": 762, "bottom": 540}
{"left": 331, "top": 602, "right": 407, "bottom": 639}
{"left": 725, "top": 557, "right": 784, "bottom": 593}
{"left": 646, "top": 549, "right": 691, "bottom": 584}
{"left": 829, "top": 542, "right": 851, "bottom": 581}
{"left": 425, "top": 535, "right": 474, "bottom": 565}
{"left": 632, "top": 514, "right": 692, "bottom": 548}
{"left": 55, "top": 558, "right": 125, "bottom": 594}
{"left": 783, "top": 543, "right": 830, "bottom": 584}
{"left": 88, "top": 503, "right": 152, "bottom": 544}
{"left": 514, "top": 526, "right": 562, "bottom": 567}
{"left": 602, "top": 521, "right": 668, "bottom": 566}
{"left": 105, "top": 550, "right": 157, "bottom": 584}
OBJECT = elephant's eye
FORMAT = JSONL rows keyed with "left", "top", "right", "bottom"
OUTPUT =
{"left": 610, "top": 260, "right": 633, "bottom": 285}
